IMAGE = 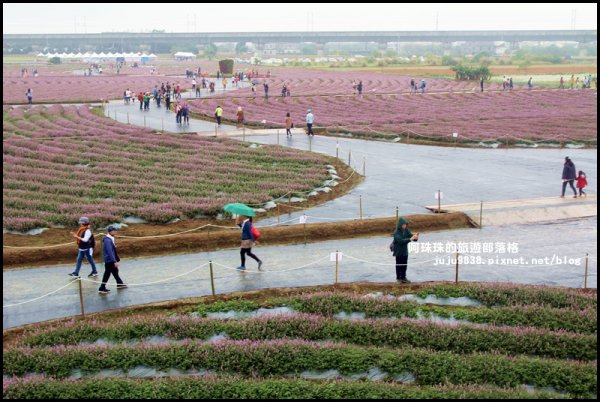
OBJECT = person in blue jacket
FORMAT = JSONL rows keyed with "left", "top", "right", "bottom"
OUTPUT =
{"left": 236, "top": 216, "right": 263, "bottom": 271}
{"left": 98, "top": 226, "right": 127, "bottom": 294}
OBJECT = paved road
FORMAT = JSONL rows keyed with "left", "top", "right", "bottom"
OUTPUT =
{"left": 3, "top": 217, "right": 596, "bottom": 329}
{"left": 3, "top": 88, "right": 597, "bottom": 328}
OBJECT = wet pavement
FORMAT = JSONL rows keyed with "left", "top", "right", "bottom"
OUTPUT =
{"left": 3, "top": 216, "right": 596, "bottom": 329}
{"left": 3, "top": 87, "right": 597, "bottom": 329}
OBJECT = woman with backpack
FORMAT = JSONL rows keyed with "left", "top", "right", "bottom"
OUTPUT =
{"left": 236, "top": 216, "right": 263, "bottom": 271}
{"left": 68, "top": 216, "right": 99, "bottom": 278}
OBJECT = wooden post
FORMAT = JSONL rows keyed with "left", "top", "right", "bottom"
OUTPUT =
{"left": 209, "top": 260, "right": 215, "bottom": 296}
{"left": 277, "top": 129, "right": 280, "bottom": 145}
{"left": 584, "top": 253, "right": 589, "bottom": 289}
{"left": 437, "top": 190, "right": 441, "bottom": 213}
{"left": 114, "top": 111, "right": 117, "bottom": 120}
{"left": 336, "top": 141, "right": 339, "bottom": 158}
{"left": 303, "top": 222, "right": 307, "bottom": 244}
{"left": 359, "top": 195, "right": 363, "bottom": 220}
{"left": 243, "top": 127, "right": 245, "bottom": 142}
{"left": 335, "top": 250, "right": 339, "bottom": 284}
{"left": 455, "top": 251, "right": 459, "bottom": 284}
{"left": 309, "top": 135, "right": 312, "bottom": 152}
{"left": 407, "top": 132, "right": 410, "bottom": 144}
{"left": 396, "top": 206, "right": 399, "bottom": 223}
{"left": 127, "top": 112, "right": 130, "bottom": 124}
{"left": 362, "top": 157, "right": 366, "bottom": 176}
{"left": 277, "top": 203, "right": 280, "bottom": 225}
{"left": 143, "top": 115, "right": 146, "bottom": 127}
{"left": 78, "top": 278, "right": 85, "bottom": 318}
{"left": 479, "top": 201, "right": 483, "bottom": 229}
{"left": 348, "top": 149, "right": 352, "bottom": 166}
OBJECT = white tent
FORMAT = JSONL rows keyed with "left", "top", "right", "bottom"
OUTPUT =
{"left": 174, "top": 51, "right": 196, "bottom": 60}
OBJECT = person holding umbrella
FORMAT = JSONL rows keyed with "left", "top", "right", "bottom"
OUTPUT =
{"left": 224, "top": 203, "right": 263, "bottom": 271}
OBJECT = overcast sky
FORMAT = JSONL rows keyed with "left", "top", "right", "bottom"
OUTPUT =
{"left": 3, "top": 3, "right": 597, "bottom": 34}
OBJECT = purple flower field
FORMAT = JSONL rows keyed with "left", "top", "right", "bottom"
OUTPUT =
{"left": 3, "top": 105, "right": 330, "bottom": 231}
{"left": 187, "top": 69, "right": 597, "bottom": 142}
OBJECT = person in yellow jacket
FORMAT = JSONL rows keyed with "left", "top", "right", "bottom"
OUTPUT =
{"left": 215, "top": 105, "right": 223, "bottom": 126}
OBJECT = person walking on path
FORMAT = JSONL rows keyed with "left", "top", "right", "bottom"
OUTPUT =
{"left": 182, "top": 103, "right": 190, "bottom": 125}
{"left": 410, "top": 78, "right": 415, "bottom": 94}
{"left": 236, "top": 216, "right": 263, "bottom": 271}
{"left": 420, "top": 79, "right": 426, "bottom": 94}
{"left": 392, "top": 217, "right": 419, "bottom": 283}
{"left": 306, "top": 109, "right": 314, "bottom": 136}
{"left": 236, "top": 106, "right": 244, "bottom": 128}
{"left": 25, "top": 88, "right": 33, "bottom": 104}
{"left": 527, "top": 77, "right": 532, "bottom": 90}
{"left": 68, "top": 217, "right": 99, "bottom": 278}
{"left": 98, "top": 226, "right": 126, "bottom": 294}
{"left": 137, "top": 92, "right": 144, "bottom": 110}
{"left": 285, "top": 112, "right": 293, "bottom": 137}
{"left": 480, "top": 77, "right": 484, "bottom": 92}
{"left": 215, "top": 105, "right": 223, "bottom": 126}
{"left": 569, "top": 74, "right": 575, "bottom": 89}
{"left": 175, "top": 103, "right": 182, "bottom": 125}
{"left": 561, "top": 157, "right": 578, "bottom": 198}
{"left": 357, "top": 80, "right": 363, "bottom": 95}
{"left": 559, "top": 76, "right": 564, "bottom": 89}
{"left": 576, "top": 171, "right": 588, "bottom": 198}
{"left": 263, "top": 82, "right": 269, "bottom": 99}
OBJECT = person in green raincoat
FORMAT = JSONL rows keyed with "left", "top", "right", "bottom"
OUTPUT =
{"left": 392, "top": 217, "right": 419, "bottom": 283}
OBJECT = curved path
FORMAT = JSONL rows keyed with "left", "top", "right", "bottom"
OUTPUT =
{"left": 3, "top": 92, "right": 597, "bottom": 329}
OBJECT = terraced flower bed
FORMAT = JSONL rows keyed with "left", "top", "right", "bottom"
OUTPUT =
{"left": 4, "top": 282, "right": 596, "bottom": 399}
{"left": 2, "top": 105, "right": 333, "bottom": 231}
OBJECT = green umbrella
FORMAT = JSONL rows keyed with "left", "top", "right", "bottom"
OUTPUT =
{"left": 223, "top": 203, "right": 256, "bottom": 217}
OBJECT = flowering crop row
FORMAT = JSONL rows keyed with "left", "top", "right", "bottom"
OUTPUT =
{"left": 190, "top": 87, "right": 597, "bottom": 142}
{"left": 3, "top": 339, "right": 596, "bottom": 396}
{"left": 2, "top": 376, "right": 565, "bottom": 399}
{"left": 3, "top": 105, "right": 331, "bottom": 231}
{"left": 415, "top": 283, "right": 597, "bottom": 309}
{"left": 20, "top": 313, "right": 596, "bottom": 361}
{"left": 189, "top": 292, "right": 596, "bottom": 334}
{"left": 3, "top": 76, "right": 189, "bottom": 103}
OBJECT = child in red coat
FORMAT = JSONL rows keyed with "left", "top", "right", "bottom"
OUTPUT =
{"left": 576, "top": 171, "right": 588, "bottom": 197}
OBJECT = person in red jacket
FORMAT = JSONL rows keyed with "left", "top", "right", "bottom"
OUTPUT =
{"left": 576, "top": 171, "right": 588, "bottom": 198}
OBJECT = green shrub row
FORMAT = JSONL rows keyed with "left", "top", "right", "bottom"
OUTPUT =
{"left": 414, "top": 284, "right": 596, "bottom": 309}
{"left": 21, "top": 315, "right": 596, "bottom": 360}
{"left": 2, "top": 376, "right": 569, "bottom": 399}
{"left": 190, "top": 293, "right": 597, "bottom": 334}
{"left": 4, "top": 341, "right": 596, "bottom": 397}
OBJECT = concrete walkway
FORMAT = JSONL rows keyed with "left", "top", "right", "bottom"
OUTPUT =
{"left": 3, "top": 89, "right": 597, "bottom": 329}
{"left": 425, "top": 195, "right": 597, "bottom": 226}
{"left": 3, "top": 216, "right": 596, "bottom": 329}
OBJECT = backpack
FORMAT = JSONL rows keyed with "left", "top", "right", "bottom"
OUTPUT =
{"left": 251, "top": 225, "right": 261, "bottom": 240}
{"left": 89, "top": 233, "right": 96, "bottom": 250}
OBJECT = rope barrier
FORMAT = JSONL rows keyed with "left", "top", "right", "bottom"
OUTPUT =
{"left": 78, "top": 262, "right": 209, "bottom": 287}
{"left": 3, "top": 246, "right": 595, "bottom": 309}
{"left": 3, "top": 280, "right": 76, "bottom": 308}
{"left": 212, "top": 255, "right": 330, "bottom": 274}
